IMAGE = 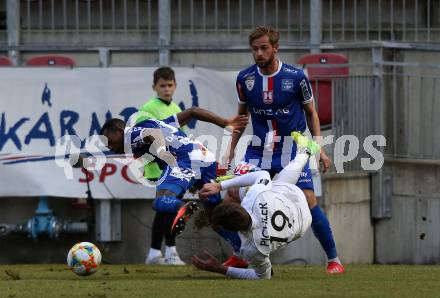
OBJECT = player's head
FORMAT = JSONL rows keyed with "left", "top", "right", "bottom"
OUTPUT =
{"left": 100, "top": 118, "right": 125, "bottom": 154}
{"left": 249, "top": 26, "right": 279, "bottom": 69}
{"left": 152, "top": 66, "right": 177, "bottom": 102}
{"left": 210, "top": 202, "right": 251, "bottom": 232}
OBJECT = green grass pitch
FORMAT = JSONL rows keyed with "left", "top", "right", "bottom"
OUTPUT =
{"left": 1, "top": 264, "right": 439, "bottom": 297}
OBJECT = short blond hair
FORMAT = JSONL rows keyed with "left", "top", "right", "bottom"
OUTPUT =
{"left": 249, "top": 26, "right": 280, "bottom": 46}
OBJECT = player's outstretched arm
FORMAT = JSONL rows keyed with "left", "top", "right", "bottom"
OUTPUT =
{"left": 176, "top": 107, "right": 248, "bottom": 133}
{"left": 198, "top": 171, "right": 271, "bottom": 200}
{"left": 192, "top": 251, "right": 264, "bottom": 280}
{"left": 141, "top": 128, "right": 177, "bottom": 167}
{"left": 191, "top": 251, "right": 227, "bottom": 275}
{"left": 223, "top": 103, "right": 249, "bottom": 165}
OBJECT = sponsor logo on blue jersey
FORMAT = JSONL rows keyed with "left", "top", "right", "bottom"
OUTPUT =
{"left": 245, "top": 76, "right": 255, "bottom": 91}
{"left": 281, "top": 79, "right": 294, "bottom": 92}
{"left": 252, "top": 107, "right": 290, "bottom": 116}
{"left": 263, "top": 90, "right": 274, "bottom": 104}
{"left": 282, "top": 67, "right": 297, "bottom": 74}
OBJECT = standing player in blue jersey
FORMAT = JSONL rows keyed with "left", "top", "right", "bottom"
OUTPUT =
{"left": 223, "top": 26, "right": 344, "bottom": 274}
{"left": 101, "top": 107, "right": 248, "bottom": 237}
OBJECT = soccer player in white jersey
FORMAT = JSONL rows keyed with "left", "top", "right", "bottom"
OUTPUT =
{"left": 192, "top": 132, "right": 320, "bottom": 279}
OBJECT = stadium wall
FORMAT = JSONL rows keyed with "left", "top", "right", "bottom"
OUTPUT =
{"left": 324, "top": 173, "right": 374, "bottom": 264}
{"left": 375, "top": 162, "right": 440, "bottom": 264}
{"left": 0, "top": 197, "right": 232, "bottom": 264}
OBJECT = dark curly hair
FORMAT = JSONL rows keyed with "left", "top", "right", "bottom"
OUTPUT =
{"left": 100, "top": 118, "right": 125, "bottom": 135}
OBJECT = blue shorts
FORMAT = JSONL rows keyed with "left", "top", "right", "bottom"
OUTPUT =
{"left": 157, "top": 157, "right": 221, "bottom": 202}
{"left": 242, "top": 147, "right": 314, "bottom": 190}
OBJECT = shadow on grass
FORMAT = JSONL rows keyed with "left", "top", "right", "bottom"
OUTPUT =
{"left": 156, "top": 275, "right": 225, "bottom": 281}
{"left": 10, "top": 272, "right": 225, "bottom": 282}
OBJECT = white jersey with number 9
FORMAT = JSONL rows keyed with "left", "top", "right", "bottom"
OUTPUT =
{"left": 237, "top": 180, "right": 312, "bottom": 279}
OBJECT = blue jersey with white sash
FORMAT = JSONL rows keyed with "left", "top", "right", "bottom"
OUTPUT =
{"left": 126, "top": 115, "right": 198, "bottom": 159}
{"left": 125, "top": 114, "right": 218, "bottom": 198}
{"left": 236, "top": 61, "right": 315, "bottom": 189}
{"left": 236, "top": 61, "right": 313, "bottom": 154}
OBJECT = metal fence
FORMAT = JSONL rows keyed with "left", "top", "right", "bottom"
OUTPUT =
{"left": 385, "top": 72, "right": 440, "bottom": 160}
{"left": 328, "top": 64, "right": 440, "bottom": 219}
{"left": 171, "top": 0, "right": 310, "bottom": 45}
{"left": 172, "top": 0, "right": 440, "bottom": 44}
{"left": 322, "top": 0, "right": 440, "bottom": 42}
{"left": 0, "top": 1, "right": 6, "bottom": 46}
{"left": 1, "top": 0, "right": 438, "bottom": 49}
{"left": 14, "top": 0, "right": 311, "bottom": 47}
{"left": 330, "top": 75, "right": 381, "bottom": 173}
{"left": 328, "top": 64, "right": 440, "bottom": 174}
{"left": 19, "top": 0, "right": 159, "bottom": 47}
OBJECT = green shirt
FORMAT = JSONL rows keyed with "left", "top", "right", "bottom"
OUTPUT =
{"left": 136, "top": 97, "right": 182, "bottom": 179}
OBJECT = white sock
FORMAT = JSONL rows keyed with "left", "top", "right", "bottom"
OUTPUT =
{"left": 147, "top": 248, "right": 162, "bottom": 260}
{"left": 275, "top": 153, "right": 309, "bottom": 185}
{"left": 328, "top": 257, "right": 341, "bottom": 264}
{"left": 165, "top": 246, "right": 177, "bottom": 258}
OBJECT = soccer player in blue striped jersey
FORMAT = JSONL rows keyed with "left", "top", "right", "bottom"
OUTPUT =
{"left": 101, "top": 107, "right": 248, "bottom": 240}
{"left": 224, "top": 26, "right": 344, "bottom": 274}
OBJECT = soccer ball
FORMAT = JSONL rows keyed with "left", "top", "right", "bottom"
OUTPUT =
{"left": 67, "top": 242, "right": 102, "bottom": 276}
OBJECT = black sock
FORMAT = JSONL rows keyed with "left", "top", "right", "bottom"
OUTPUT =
{"left": 151, "top": 212, "right": 166, "bottom": 250}
{"left": 164, "top": 213, "right": 177, "bottom": 247}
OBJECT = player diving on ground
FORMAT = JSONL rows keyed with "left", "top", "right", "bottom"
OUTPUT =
{"left": 100, "top": 107, "right": 248, "bottom": 232}
{"left": 191, "top": 132, "right": 320, "bottom": 279}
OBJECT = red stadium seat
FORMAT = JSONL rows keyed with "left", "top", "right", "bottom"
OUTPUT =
{"left": 297, "top": 53, "right": 349, "bottom": 127}
{"left": 0, "top": 56, "right": 13, "bottom": 66}
{"left": 26, "top": 55, "right": 76, "bottom": 67}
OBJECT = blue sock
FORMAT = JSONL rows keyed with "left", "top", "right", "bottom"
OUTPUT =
{"left": 152, "top": 196, "right": 183, "bottom": 213}
{"left": 217, "top": 228, "right": 241, "bottom": 253}
{"left": 310, "top": 205, "right": 338, "bottom": 260}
